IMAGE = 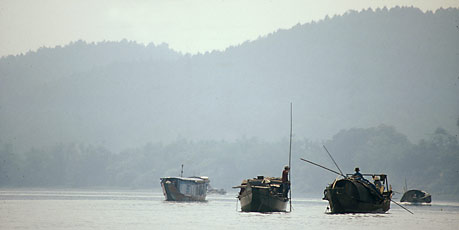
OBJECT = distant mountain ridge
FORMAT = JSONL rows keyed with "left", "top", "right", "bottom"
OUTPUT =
{"left": 1, "top": 7, "right": 458, "bottom": 151}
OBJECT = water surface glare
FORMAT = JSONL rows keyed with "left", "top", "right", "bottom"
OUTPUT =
{"left": 1, "top": 190, "right": 458, "bottom": 230}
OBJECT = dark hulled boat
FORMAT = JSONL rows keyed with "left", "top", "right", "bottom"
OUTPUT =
{"left": 235, "top": 176, "right": 288, "bottom": 212}
{"left": 400, "top": 189, "right": 431, "bottom": 203}
{"left": 323, "top": 174, "right": 392, "bottom": 213}
{"left": 160, "top": 176, "right": 209, "bottom": 201}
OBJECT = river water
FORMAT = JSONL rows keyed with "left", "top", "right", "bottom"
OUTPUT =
{"left": 1, "top": 189, "right": 458, "bottom": 230}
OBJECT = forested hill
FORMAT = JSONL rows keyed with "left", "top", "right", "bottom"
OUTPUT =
{"left": 1, "top": 125, "right": 458, "bottom": 200}
{"left": 0, "top": 6, "right": 458, "bottom": 200}
{"left": 1, "top": 7, "right": 458, "bottom": 151}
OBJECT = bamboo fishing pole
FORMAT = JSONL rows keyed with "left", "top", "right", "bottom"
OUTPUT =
{"left": 288, "top": 102, "right": 293, "bottom": 212}
{"left": 322, "top": 145, "right": 345, "bottom": 177}
{"left": 299, "top": 158, "right": 343, "bottom": 177}
{"left": 390, "top": 198, "right": 414, "bottom": 214}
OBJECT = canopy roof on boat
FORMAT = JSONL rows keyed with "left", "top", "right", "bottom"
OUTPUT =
{"left": 160, "top": 176, "right": 209, "bottom": 183}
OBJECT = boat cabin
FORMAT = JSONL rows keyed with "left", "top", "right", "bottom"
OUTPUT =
{"left": 160, "top": 176, "right": 209, "bottom": 201}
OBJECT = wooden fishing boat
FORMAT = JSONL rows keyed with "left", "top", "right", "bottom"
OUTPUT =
{"left": 160, "top": 176, "right": 209, "bottom": 201}
{"left": 233, "top": 104, "right": 293, "bottom": 212}
{"left": 323, "top": 174, "right": 392, "bottom": 213}
{"left": 234, "top": 176, "right": 288, "bottom": 212}
{"left": 400, "top": 189, "right": 431, "bottom": 203}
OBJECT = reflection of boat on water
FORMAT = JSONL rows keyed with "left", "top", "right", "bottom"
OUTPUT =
{"left": 400, "top": 189, "right": 432, "bottom": 203}
{"left": 323, "top": 173, "right": 392, "bottom": 213}
{"left": 160, "top": 176, "right": 210, "bottom": 201}
{"left": 234, "top": 176, "right": 288, "bottom": 212}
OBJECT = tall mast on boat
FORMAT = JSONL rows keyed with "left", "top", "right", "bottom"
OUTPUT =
{"left": 288, "top": 102, "right": 293, "bottom": 212}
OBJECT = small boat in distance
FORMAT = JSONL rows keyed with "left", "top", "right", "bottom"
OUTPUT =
{"left": 400, "top": 190, "right": 432, "bottom": 204}
{"left": 160, "top": 164, "right": 209, "bottom": 201}
{"left": 234, "top": 176, "right": 288, "bottom": 212}
{"left": 207, "top": 185, "right": 227, "bottom": 195}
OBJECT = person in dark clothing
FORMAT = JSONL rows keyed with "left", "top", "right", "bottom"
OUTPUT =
{"left": 352, "top": 167, "right": 363, "bottom": 179}
{"left": 281, "top": 166, "right": 290, "bottom": 197}
{"left": 282, "top": 166, "right": 290, "bottom": 182}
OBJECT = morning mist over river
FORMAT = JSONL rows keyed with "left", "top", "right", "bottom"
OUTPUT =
{"left": 1, "top": 1, "right": 459, "bottom": 229}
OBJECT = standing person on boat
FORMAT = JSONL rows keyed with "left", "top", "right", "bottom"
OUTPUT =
{"left": 352, "top": 167, "right": 363, "bottom": 179}
{"left": 281, "top": 166, "right": 290, "bottom": 196}
{"left": 373, "top": 175, "right": 384, "bottom": 193}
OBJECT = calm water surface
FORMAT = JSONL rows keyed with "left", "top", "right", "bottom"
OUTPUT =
{"left": 1, "top": 189, "right": 458, "bottom": 230}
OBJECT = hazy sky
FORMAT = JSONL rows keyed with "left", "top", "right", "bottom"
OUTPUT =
{"left": 1, "top": 0, "right": 458, "bottom": 57}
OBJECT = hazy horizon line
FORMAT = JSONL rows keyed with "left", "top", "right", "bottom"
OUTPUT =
{"left": 2, "top": 5, "right": 456, "bottom": 58}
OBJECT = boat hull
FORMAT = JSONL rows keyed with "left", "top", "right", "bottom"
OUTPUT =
{"left": 160, "top": 177, "right": 208, "bottom": 202}
{"left": 400, "top": 190, "right": 431, "bottom": 203}
{"left": 324, "top": 179, "right": 391, "bottom": 214}
{"left": 239, "top": 185, "right": 288, "bottom": 212}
